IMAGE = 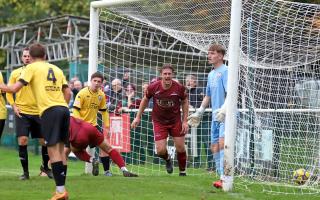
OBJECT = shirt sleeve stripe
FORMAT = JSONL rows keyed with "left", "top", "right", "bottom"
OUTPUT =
{"left": 18, "top": 79, "right": 28, "bottom": 86}
{"left": 73, "top": 106, "right": 81, "bottom": 110}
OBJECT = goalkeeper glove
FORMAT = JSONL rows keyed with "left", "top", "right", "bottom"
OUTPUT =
{"left": 216, "top": 103, "right": 226, "bottom": 122}
{"left": 187, "top": 106, "right": 205, "bottom": 127}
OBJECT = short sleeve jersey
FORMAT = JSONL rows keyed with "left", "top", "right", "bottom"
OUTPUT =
{"left": 146, "top": 80, "right": 187, "bottom": 125}
{"left": 7, "top": 66, "right": 39, "bottom": 115}
{"left": 0, "top": 72, "right": 7, "bottom": 119}
{"left": 19, "top": 61, "right": 68, "bottom": 116}
{"left": 72, "top": 87, "right": 107, "bottom": 126}
{"left": 206, "top": 64, "right": 228, "bottom": 121}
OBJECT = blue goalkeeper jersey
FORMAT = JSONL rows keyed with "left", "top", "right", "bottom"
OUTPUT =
{"left": 206, "top": 64, "right": 228, "bottom": 121}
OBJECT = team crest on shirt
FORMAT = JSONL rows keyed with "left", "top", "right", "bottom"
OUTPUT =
{"left": 216, "top": 72, "right": 222, "bottom": 77}
{"left": 98, "top": 95, "right": 102, "bottom": 101}
{"left": 74, "top": 100, "right": 80, "bottom": 106}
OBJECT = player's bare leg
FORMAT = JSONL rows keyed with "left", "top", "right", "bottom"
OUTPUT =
{"left": 99, "top": 140, "right": 138, "bottom": 177}
{"left": 173, "top": 136, "right": 187, "bottom": 176}
{"left": 155, "top": 139, "right": 173, "bottom": 174}
{"left": 212, "top": 137, "right": 225, "bottom": 189}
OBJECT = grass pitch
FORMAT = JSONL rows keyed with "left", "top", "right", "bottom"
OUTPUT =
{"left": 0, "top": 147, "right": 319, "bottom": 200}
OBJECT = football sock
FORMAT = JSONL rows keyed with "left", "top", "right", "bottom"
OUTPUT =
{"left": 219, "top": 150, "right": 224, "bottom": 178}
{"left": 213, "top": 152, "right": 220, "bottom": 176}
{"left": 19, "top": 145, "right": 28, "bottom": 174}
{"left": 52, "top": 161, "right": 65, "bottom": 187}
{"left": 41, "top": 146, "right": 50, "bottom": 169}
{"left": 74, "top": 150, "right": 91, "bottom": 162}
{"left": 56, "top": 186, "right": 65, "bottom": 193}
{"left": 63, "top": 165, "right": 68, "bottom": 177}
{"left": 100, "top": 156, "right": 110, "bottom": 171}
{"left": 120, "top": 167, "right": 128, "bottom": 172}
{"left": 177, "top": 151, "right": 187, "bottom": 172}
{"left": 109, "top": 149, "right": 125, "bottom": 168}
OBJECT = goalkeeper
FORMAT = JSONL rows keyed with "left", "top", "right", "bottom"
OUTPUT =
{"left": 187, "top": 44, "right": 227, "bottom": 189}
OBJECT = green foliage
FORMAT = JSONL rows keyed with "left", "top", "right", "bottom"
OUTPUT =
{"left": 0, "top": 0, "right": 91, "bottom": 27}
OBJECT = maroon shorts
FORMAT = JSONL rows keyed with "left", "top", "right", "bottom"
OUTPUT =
{"left": 70, "top": 125, "right": 104, "bottom": 149}
{"left": 153, "top": 120, "right": 183, "bottom": 141}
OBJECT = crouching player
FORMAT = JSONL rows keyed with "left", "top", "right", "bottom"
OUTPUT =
{"left": 64, "top": 116, "right": 138, "bottom": 177}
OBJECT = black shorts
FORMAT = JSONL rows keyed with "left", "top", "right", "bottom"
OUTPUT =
{"left": 41, "top": 106, "right": 70, "bottom": 146}
{"left": 15, "top": 114, "right": 42, "bottom": 138}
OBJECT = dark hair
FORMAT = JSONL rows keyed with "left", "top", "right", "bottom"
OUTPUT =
{"left": 126, "top": 83, "right": 136, "bottom": 91}
{"left": 29, "top": 43, "right": 46, "bottom": 58}
{"left": 91, "top": 72, "right": 104, "bottom": 81}
{"left": 208, "top": 44, "right": 226, "bottom": 56}
{"left": 159, "top": 64, "right": 175, "bottom": 74}
{"left": 23, "top": 47, "right": 29, "bottom": 51}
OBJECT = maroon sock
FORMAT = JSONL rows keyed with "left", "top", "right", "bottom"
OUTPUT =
{"left": 74, "top": 150, "right": 91, "bottom": 162}
{"left": 109, "top": 149, "right": 125, "bottom": 168}
{"left": 177, "top": 151, "right": 187, "bottom": 171}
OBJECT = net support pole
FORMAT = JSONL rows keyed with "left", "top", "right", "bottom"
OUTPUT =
{"left": 89, "top": 1, "right": 141, "bottom": 80}
{"left": 223, "top": 0, "right": 242, "bottom": 192}
{"left": 88, "top": 3, "right": 99, "bottom": 81}
{"left": 87, "top": 0, "right": 141, "bottom": 175}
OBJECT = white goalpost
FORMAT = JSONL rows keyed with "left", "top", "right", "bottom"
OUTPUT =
{"left": 88, "top": 0, "right": 320, "bottom": 194}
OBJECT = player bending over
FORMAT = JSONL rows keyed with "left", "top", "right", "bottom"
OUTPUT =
{"left": 64, "top": 116, "right": 138, "bottom": 177}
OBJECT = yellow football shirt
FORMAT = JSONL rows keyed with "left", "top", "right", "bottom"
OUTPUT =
{"left": 0, "top": 72, "right": 7, "bottom": 119}
{"left": 72, "top": 87, "right": 108, "bottom": 126}
{"left": 19, "top": 61, "right": 68, "bottom": 116}
{"left": 6, "top": 66, "right": 39, "bottom": 115}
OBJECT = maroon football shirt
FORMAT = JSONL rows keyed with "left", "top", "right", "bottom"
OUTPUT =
{"left": 146, "top": 80, "right": 187, "bottom": 125}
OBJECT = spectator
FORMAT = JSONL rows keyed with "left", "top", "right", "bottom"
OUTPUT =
{"left": 122, "top": 84, "right": 141, "bottom": 109}
{"left": 140, "top": 82, "right": 159, "bottom": 164}
{"left": 72, "top": 80, "right": 83, "bottom": 97}
{"left": 122, "top": 83, "right": 143, "bottom": 164}
{"left": 122, "top": 69, "right": 130, "bottom": 88}
{"left": 185, "top": 74, "right": 213, "bottom": 169}
{"left": 108, "top": 78, "right": 124, "bottom": 115}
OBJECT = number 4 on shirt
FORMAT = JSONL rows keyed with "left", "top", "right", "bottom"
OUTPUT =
{"left": 47, "top": 68, "right": 57, "bottom": 83}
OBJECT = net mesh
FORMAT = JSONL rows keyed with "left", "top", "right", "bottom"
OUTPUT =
{"left": 94, "top": 0, "right": 320, "bottom": 194}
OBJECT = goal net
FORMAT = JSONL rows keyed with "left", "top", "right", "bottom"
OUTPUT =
{"left": 92, "top": 0, "right": 320, "bottom": 194}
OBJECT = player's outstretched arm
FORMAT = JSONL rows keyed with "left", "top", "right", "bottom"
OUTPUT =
{"left": 187, "top": 95, "right": 210, "bottom": 127}
{"left": 131, "top": 96, "right": 149, "bottom": 129}
{"left": 0, "top": 82, "right": 23, "bottom": 93}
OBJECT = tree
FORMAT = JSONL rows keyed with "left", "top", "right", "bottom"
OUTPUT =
{"left": 0, "top": 0, "right": 91, "bottom": 27}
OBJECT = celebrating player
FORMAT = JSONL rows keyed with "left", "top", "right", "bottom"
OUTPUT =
{"left": 6, "top": 47, "right": 52, "bottom": 180}
{"left": 0, "top": 43, "right": 71, "bottom": 200}
{"left": 65, "top": 116, "right": 138, "bottom": 177}
{"left": 72, "top": 72, "right": 112, "bottom": 176}
{"left": 187, "top": 44, "right": 228, "bottom": 188}
{"left": 131, "top": 64, "right": 189, "bottom": 176}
